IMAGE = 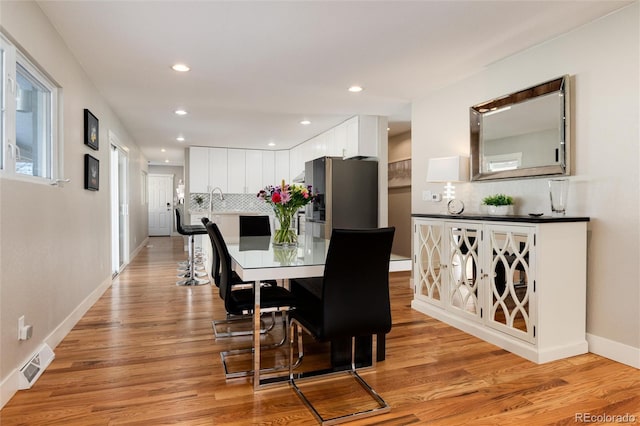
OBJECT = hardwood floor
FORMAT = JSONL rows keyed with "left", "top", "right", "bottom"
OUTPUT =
{"left": 2, "top": 236, "right": 639, "bottom": 425}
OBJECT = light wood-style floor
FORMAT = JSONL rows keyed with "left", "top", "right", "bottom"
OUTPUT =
{"left": 2, "top": 236, "right": 639, "bottom": 425}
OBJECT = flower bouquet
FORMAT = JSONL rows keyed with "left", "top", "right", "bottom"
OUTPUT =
{"left": 257, "top": 180, "right": 315, "bottom": 246}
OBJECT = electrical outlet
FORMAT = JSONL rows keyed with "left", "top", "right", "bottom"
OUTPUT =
{"left": 423, "top": 190, "right": 442, "bottom": 202}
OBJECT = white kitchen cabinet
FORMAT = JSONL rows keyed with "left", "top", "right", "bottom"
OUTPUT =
{"left": 261, "top": 150, "right": 275, "bottom": 188}
{"left": 289, "top": 144, "right": 304, "bottom": 183}
{"left": 334, "top": 120, "right": 348, "bottom": 157}
{"left": 412, "top": 214, "right": 589, "bottom": 363}
{"left": 244, "top": 150, "right": 263, "bottom": 194}
{"left": 344, "top": 117, "right": 359, "bottom": 158}
{"left": 189, "top": 115, "right": 386, "bottom": 195}
{"left": 188, "top": 147, "right": 228, "bottom": 193}
{"left": 191, "top": 147, "right": 291, "bottom": 194}
{"left": 227, "top": 149, "right": 246, "bottom": 193}
{"left": 324, "top": 127, "right": 338, "bottom": 157}
{"left": 275, "top": 150, "right": 290, "bottom": 183}
{"left": 343, "top": 115, "right": 384, "bottom": 159}
{"left": 209, "top": 148, "right": 228, "bottom": 193}
{"left": 189, "top": 147, "right": 211, "bottom": 193}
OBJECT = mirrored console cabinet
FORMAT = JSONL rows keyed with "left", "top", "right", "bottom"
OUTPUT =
{"left": 412, "top": 214, "right": 590, "bottom": 363}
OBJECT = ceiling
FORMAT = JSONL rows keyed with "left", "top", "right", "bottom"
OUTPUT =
{"left": 36, "top": 0, "right": 631, "bottom": 166}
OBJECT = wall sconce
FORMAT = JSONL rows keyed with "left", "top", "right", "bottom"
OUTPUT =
{"left": 426, "top": 156, "right": 470, "bottom": 200}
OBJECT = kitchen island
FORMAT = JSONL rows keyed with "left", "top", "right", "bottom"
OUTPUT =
{"left": 188, "top": 210, "right": 271, "bottom": 277}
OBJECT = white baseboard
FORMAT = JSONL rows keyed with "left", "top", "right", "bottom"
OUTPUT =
{"left": 131, "top": 237, "right": 149, "bottom": 260}
{"left": 411, "top": 299, "right": 588, "bottom": 364}
{"left": 587, "top": 333, "right": 640, "bottom": 369}
{"left": 0, "top": 275, "right": 113, "bottom": 409}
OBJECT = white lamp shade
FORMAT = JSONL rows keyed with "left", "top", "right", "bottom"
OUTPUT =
{"left": 426, "top": 156, "right": 470, "bottom": 182}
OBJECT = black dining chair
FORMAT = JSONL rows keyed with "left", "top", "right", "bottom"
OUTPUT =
{"left": 202, "top": 218, "right": 277, "bottom": 339}
{"left": 288, "top": 227, "right": 395, "bottom": 425}
{"left": 201, "top": 217, "right": 223, "bottom": 286}
{"left": 202, "top": 216, "right": 275, "bottom": 288}
{"left": 207, "top": 221, "right": 297, "bottom": 378}
{"left": 239, "top": 215, "right": 271, "bottom": 237}
{"left": 175, "top": 208, "right": 209, "bottom": 286}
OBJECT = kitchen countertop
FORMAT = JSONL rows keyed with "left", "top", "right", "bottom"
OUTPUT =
{"left": 412, "top": 213, "right": 590, "bottom": 223}
{"left": 189, "top": 210, "right": 267, "bottom": 216}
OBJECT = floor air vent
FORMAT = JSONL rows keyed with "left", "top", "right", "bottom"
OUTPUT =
{"left": 18, "top": 344, "right": 54, "bottom": 390}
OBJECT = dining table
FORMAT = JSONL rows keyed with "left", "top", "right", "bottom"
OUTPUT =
{"left": 226, "top": 232, "right": 411, "bottom": 391}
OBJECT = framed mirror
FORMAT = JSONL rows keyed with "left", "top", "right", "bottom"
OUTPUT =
{"left": 470, "top": 75, "right": 570, "bottom": 181}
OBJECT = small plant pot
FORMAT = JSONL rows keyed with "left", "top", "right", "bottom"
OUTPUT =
{"left": 486, "top": 205, "right": 512, "bottom": 216}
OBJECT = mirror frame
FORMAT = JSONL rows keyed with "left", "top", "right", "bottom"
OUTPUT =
{"left": 470, "top": 75, "right": 570, "bottom": 181}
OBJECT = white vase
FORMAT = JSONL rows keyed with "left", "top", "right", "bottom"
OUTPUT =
{"left": 486, "top": 205, "right": 512, "bottom": 216}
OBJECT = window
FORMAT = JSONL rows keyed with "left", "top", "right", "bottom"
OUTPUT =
{"left": 1, "top": 33, "right": 60, "bottom": 183}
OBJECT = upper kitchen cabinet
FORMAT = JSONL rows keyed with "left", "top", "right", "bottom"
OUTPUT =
{"left": 227, "top": 149, "right": 247, "bottom": 193}
{"left": 210, "top": 148, "right": 228, "bottom": 192}
{"left": 261, "top": 150, "right": 275, "bottom": 187}
{"left": 275, "top": 150, "right": 290, "bottom": 183}
{"left": 189, "top": 147, "right": 228, "bottom": 193}
{"left": 342, "top": 115, "right": 386, "bottom": 159}
{"left": 189, "top": 147, "right": 210, "bottom": 193}
{"left": 289, "top": 115, "right": 387, "bottom": 176}
{"left": 188, "top": 115, "right": 387, "bottom": 193}
{"left": 244, "top": 149, "right": 263, "bottom": 194}
{"left": 188, "top": 147, "right": 282, "bottom": 194}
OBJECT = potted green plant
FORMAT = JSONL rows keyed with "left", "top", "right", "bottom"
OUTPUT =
{"left": 482, "top": 194, "right": 514, "bottom": 215}
{"left": 193, "top": 194, "right": 205, "bottom": 208}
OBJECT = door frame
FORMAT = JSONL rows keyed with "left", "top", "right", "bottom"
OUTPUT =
{"left": 109, "top": 130, "right": 130, "bottom": 276}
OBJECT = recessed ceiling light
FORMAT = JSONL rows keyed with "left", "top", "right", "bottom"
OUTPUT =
{"left": 161, "top": 148, "right": 166, "bottom": 152}
{"left": 174, "top": 109, "right": 187, "bottom": 116}
{"left": 268, "top": 142, "right": 276, "bottom": 147}
{"left": 172, "top": 63, "right": 190, "bottom": 72}
{"left": 300, "top": 120, "right": 311, "bottom": 125}
{"left": 164, "top": 159, "right": 170, "bottom": 163}
{"left": 387, "top": 127, "right": 390, "bottom": 131}
{"left": 176, "top": 136, "right": 185, "bottom": 142}
{"left": 348, "top": 85, "right": 363, "bottom": 93}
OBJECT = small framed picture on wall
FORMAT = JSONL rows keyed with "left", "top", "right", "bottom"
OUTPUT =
{"left": 84, "top": 154, "right": 99, "bottom": 191}
{"left": 84, "top": 109, "right": 99, "bottom": 150}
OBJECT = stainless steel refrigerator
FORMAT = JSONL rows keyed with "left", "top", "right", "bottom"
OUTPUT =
{"left": 304, "top": 156, "right": 378, "bottom": 239}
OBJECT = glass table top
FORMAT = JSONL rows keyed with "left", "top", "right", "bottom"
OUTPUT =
{"left": 227, "top": 233, "right": 410, "bottom": 271}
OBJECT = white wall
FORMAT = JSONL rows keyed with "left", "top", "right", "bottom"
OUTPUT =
{"left": 0, "top": 1, "right": 149, "bottom": 406}
{"left": 411, "top": 4, "right": 639, "bottom": 366}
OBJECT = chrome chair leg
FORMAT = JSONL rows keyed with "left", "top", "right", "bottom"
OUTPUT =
{"left": 288, "top": 323, "right": 390, "bottom": 425}
{"left": 220, "top": 311, "right": 293, "bottom": 379}
{"left": 212, "top": 311, "right": 277, "bottom": 339}
{"left": 177, "top": 234, "right": 209, "bottom": 286}
{"left": 177, "top": 269, "right": 208, "bottom": 278}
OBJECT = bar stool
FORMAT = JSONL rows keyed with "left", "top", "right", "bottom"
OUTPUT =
{"left": 175, "top": 208, "right": 209, "bottom": 286}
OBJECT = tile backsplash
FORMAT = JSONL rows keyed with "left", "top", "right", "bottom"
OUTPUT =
{"left": 189, "top": 193, "right": 272, "bottom": 214}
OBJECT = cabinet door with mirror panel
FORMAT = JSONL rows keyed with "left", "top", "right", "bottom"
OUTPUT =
{"left": 486, "top": 225, "right": 536, "bottom": 343}
{"left": 414, "top": 220, "right": 444, "bottom": 306}
{"left": 446, "top": 224, "right": 482, "bottom": 323}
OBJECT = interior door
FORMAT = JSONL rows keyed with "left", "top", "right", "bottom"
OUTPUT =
{"left": 148, "top": 174, "right": 173, "bottom": 236}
